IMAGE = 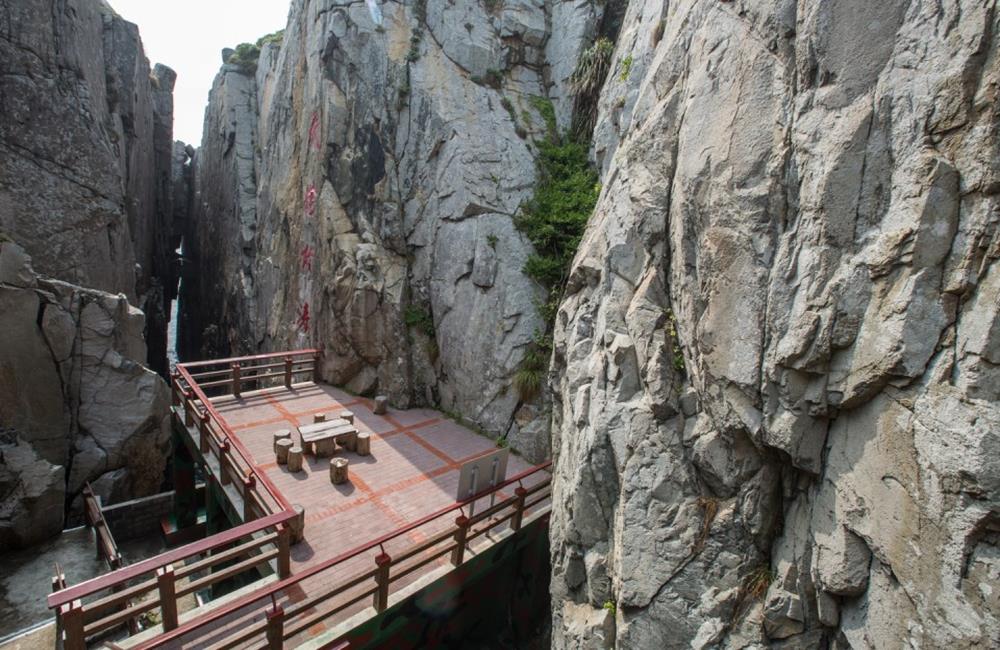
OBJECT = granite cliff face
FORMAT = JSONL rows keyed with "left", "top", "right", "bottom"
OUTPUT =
{"left": 0, "top": 0, "right": 180, "bottom": 375}
{"left": 181, "top": 0, "right": 611, "bottom": 460}
{"left": 109, "top": 0, "right": 999, "bottom": 645}
{"left": 550, "top": 0, "right": 1000, "bottom": 647}
{"left": 0, "top": 0, "right": 176, "bottom": 549}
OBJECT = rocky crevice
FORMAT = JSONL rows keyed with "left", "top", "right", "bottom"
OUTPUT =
{"left": 0, "top": 0, "right": 177, "bottom": 550}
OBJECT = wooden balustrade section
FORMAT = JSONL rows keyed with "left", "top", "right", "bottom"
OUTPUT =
{"left": 49, "top": 511, "right": 296, "bottom": 650}
{"left": 82, "top": 484, "right": 123, "bottom": 571}
{"left": 170, "top": 349, "right": 321, "bottom": 520}
{"left": 128, "top": 463, "right": 552, "bottom": 650}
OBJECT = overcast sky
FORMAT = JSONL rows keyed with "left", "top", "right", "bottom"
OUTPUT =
{"left": 107, "top": 0, "right": 292, "bottom": 145}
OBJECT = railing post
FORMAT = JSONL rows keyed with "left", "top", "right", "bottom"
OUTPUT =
{"left": 52, "top": 570, "right": 66, "bottom": 650}
{"left": 243, "top": 475, "right": 256, "bottom": 521}
{"left": 61, "top": 600, "right": 85, "bottom": 650}
{"left": 312, "top": 351, "right": 321, "bottom": 382}
{"left": 199, "top": 411, "right": 210, "bottom": 453}
{"left": 451, "top": 515, "right": 469, "bottom": 566}
{"left": 266, "top": 602, "right": 285, "bottom": 649}
{"left": 171, "top": 370, "right": 180, "bottom": 407}
{"left": 512, "top": 487, "right": 528, "bottom": 531}
{"left": 231, "top": 362, "right": 242, "bottom": 398}
{"left": 220, "top": 439, "right": 231, "bottom": 485}
{"left": 277, "top": 524, "right": 291, "bottom": 579}
{"left": 373, "top": 553, "right": 392, "bottom": 612}
{"left": 284, "top": 356, "right": 293, "bottom": 389}
{"left": 184, "top": 390, "right": 195, "bottom": 426}
{"left": 157, "top": 565, "right": 179, "bottom": 631}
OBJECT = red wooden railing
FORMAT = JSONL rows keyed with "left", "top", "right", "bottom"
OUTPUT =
{"left": 49, "top": 511, "right": 297, "bottom": 650}
{"left": 129, "top": 462, "right": 552, "bottom": 649}
{"left": 82, "top": 483, "right": 123, "bottom": 571}
{"left": 170, "top": 349, "right": 321, "bottom": 519}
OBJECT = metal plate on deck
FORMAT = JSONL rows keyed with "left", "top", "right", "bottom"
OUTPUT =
{"left": 456, "top": 448, "right": 509, "bottom": 501}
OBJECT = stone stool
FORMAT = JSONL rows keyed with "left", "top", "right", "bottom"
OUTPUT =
{"left": 338, "top": 430, "right": 358, "bottom": 452}
{"left": 340, "top": 411, "right": 354, "bottom": 424}
{"left": 313, "top": 413, "right": 327, "bottom": 423}
{"left": 287, "top": 446, "right": 304, "bottom": 472}
{"left": 272, "top": 429, "right": 291, "bottom": 453}
{"left": 291, "top": 504, "right": 306, "bottom": 543}
{"left": 373, "top": 396, "right": 389, "bottom": 415}
{"left": 356, "top": 432, "right": 371, "bottom": 456}
{"left": 330, "top": 458, "right": 349, "bottom": 485}
{"left": 315, "top": 436, "right": 337, "bottom": 458}
{"left": 276, "top": 438, "right": 294, "bottom": 465}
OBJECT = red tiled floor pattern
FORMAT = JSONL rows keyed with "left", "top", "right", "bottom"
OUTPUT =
{"left": 209, "top": 383, "right": 535, "bottom": 567}
{"left": 183, "top": 382, "right": 544, "bottom": 646}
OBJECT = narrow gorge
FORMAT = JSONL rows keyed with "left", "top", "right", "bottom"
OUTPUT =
{"left": 1, "top": 0, "right": 999, "bottom": 648}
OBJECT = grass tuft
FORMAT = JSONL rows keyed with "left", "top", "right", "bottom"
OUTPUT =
{"left": 744, "top": 565, "right": 774, "bottom": 600}
{"left": 513, "top": 339, "right": 549, "bottom": 402}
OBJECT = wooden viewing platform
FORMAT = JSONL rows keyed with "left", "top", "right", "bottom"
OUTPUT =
{"left": 48, "top": 351, "right": 551, "bottom": 649}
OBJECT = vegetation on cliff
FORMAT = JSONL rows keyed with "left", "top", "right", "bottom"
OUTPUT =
{"left": 512, "top": 60, "right": 604, "bottom": 401}
{"left": 227, "top": 30, "right": 285, "bottom": 74}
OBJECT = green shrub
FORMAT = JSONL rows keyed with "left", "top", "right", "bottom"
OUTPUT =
{"left": 404, "top": 306, "right": 435, "bottom": 337}
{"left": 619, "top": 54, "right": 634, "bottom": 82}
{"left": 484, "top": 68, "right": 504, "bottom": 88}
{"left": 227, "top": 42, "right": 261, "bottom": 74}
{"left": 407, "top": 31, "right": 422, "bottom": 62}
{"left": 667, "top": 309, "right": 685, "bottom": 375}
{"left": 529, "top": 96, "right": 557, "bottom": 139}
{"left": 227, "top": 30, "right": 285, "bottom": 75}
{"left": 515, "top": 139, "right": 599, "bottom": 288}
{"left": 256, "top": 30, "right": 285, "bottom": 48}
{"left": 501, "top": 96, "right": 517, "bottom": 122}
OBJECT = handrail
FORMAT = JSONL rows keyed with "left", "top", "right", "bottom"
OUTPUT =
{"left": 82, "top": 484, "right": 122, "bottom": 570}
{"left": 48, "top": 510, "right": 295, "bottom": 609}
{"left": 179, "top": 349, "right": 320, "bottom": 369}
{"left": 174, "top": 364, "right": 291, "bottom": 513}
{"left": 131, "top": 462, "right": 552, "bottom": 649}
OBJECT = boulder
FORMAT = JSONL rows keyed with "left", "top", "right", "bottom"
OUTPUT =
{"left": 0, "top": 243, "right": 170, "bottom": 550}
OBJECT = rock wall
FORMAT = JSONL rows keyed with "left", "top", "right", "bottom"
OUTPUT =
{"left": 0, "top": 0, "right": 178, "bottom": 374}
{"left": 181, "top": 0, "right": 607, "bottom": 460}
{"left": 550, "top": 0, "right": 1000, "bottom": 648}
{"left": 0, "top": 0, "right": 178, "bottom": 549}
{"left": 0, "top": 242, "right": 171, "bottom": 550}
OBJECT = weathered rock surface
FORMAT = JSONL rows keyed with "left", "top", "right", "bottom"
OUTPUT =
{"left": 0, "top": 0, "right": 178, "bottom": 373}
{"left": 180, "top": 0, "right": 611, "bottom": 460}
{"left": 551, "top": 0, "right": 1000, "bottom": 648}
{"left": 0, "top": 242, "right": 171, "bottom": 550}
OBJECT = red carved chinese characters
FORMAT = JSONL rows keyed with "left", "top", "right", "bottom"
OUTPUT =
{"left": 297, "top": 302, "right": 311, "bottom": 333}
{"left": 304, "top": 184, "right": 317, "bottom": 216}
{"left": 300, "top": 245, "right": 315, "bottom": 271}
{"left": 308, "top": 112, "right": 322, "bottom": 151}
